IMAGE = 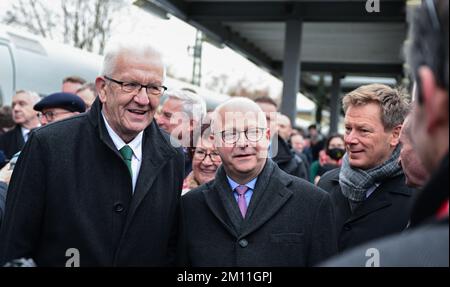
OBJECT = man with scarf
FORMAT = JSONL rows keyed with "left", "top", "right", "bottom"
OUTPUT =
{"left": 318, "top": 84, "right": 415, "bottom": 252}
{"left": 321, "top": 0, "right": 448, "bottom": 266}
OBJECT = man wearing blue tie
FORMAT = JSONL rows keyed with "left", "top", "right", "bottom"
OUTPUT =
{"left": 178, "top": 97, "right": 337, "bottom": 267}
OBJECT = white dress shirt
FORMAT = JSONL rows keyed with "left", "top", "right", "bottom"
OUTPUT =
{"left": 102, "top": 112, "right": 143, "bottom": 193}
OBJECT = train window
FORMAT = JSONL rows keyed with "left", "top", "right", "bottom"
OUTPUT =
{"left": 7, "top": 32, "right": 47, "bottom": 56}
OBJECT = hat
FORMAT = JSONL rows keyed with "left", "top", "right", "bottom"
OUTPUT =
{"left": 34, "top": 92, "right": 86, "bottom": 113}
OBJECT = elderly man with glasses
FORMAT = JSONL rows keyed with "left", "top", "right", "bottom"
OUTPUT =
{"left": 0, "top": 37, "right": 184, "bottom": 266}
{"left": 34, "top": 92, "right": 86, "bottom": 126}
{"left": 178, "top": 97, "right": 337, "bottom": 267}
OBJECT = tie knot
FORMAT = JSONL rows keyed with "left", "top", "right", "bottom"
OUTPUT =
{"left": 119, "top": 145, "right": 133, "bottom": 161}
{"left": 235, "top": 185, "right": 249, "bottom": 196}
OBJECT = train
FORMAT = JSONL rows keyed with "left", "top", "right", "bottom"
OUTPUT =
{"left": 0, "top": 24, "right": 229, "bottom": 109}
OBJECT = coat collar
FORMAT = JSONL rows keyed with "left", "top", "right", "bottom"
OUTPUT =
{"left": 203, "top": 159, "right": 294, "bottom": 238}
{"left": 88, "top": 98, "right": 179, "bottom": 230}
{"left": 345, "top": 174, "right": 413, "bottom": 223}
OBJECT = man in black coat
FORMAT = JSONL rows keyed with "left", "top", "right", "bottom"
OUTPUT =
{"left": 0, "top": 38, "right": 184, "bottom": 266}
{"left": 0, "top": 90, "right": 40, "bottom": 163}
{"left": 321, "top": 1, "right": 449, "bottom": 266}
{"left": 317, "top": 84, "right": 414, "bottom": 252}
{"left": 179, "top": 98, "right": 337, "bottom": 267}
{"left": 254, "top": 97, "right": 309, "bottom": 180}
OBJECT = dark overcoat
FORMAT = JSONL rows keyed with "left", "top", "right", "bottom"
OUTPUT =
{"left": 0, "top": 99, "right": 184, "bottom": 266}
{"left": 179, "top": 159, "right": 337, "bottom": 267}
{"left": 317, "top": 168, "right": 415, "bottom": 252}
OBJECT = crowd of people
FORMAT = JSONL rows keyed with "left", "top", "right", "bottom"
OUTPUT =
{"left": 0, "top": 0, "right": 447, "bottom": 267}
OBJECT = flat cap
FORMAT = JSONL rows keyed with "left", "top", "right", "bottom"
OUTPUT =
{"left": 34, "top": 92, "right": 86, "bottom": 113}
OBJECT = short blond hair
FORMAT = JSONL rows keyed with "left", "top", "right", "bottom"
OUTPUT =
{"left": 342, "top": 84, "right": 410, "bottom": 130}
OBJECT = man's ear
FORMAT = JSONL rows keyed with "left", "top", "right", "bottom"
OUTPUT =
{"left": 389, "top": 124, "right": 402, "bottom": 147}
{"left": 418, "top": 67, "right": 449, "bottom": 134}
{"left": 95, "top": 77, "right": 107, "bottom": 103}
{"left": 266, "top": 127, "right": 271, "bottom": 140}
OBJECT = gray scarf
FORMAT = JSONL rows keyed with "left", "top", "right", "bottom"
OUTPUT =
{"left": 339, "top": 145, "right": 403, "bottom": 202}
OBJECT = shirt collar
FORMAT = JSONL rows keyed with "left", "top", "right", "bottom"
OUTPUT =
{"left": 102, "top": 111, "right": 143, "bottom": 161}
{"left": 21, "top": 127, "right": 30, "bottom": 138}
{"left": 227, "top": 176, "right": 258, "bottom": 191}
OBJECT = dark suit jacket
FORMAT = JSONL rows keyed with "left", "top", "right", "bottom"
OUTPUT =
{"left": 0, "top": 125, "right": 25, "bottom": 161}
{"left": 0, "top": 98, "right": 185, "bottom": 266}
{"left": 317, "top": 168, "right": 415, "bottom": 252}
{"left": 179, "top": 159, "right": 337, "bottom": 267}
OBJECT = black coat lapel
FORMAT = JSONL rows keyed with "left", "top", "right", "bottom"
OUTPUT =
{"left": 89, "top": 98, "right": 178, "bottom": 230}
{"left": 14, "top": 125, "right": 25, "bottom": 150}
{"left": 240, "top": 160, "right": 293, "bottom": 238}
{"left": 346, "top": 186, "right": 391, "bottom": 223}
{"left": 207, "top": 166, "right": 245, "bottom": 234}
{"left": 126, "top": 122, "right": 177, "bottom": 222}
{"left": 202, "top": 181, "right": 239, "bottom": 238}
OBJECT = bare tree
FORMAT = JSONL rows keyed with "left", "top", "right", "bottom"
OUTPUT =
{"left": 3, "top": 0, "right": 124, "bottom": 54}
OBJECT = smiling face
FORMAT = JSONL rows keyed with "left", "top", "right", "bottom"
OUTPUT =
{"left": 344, "top": 103, "right": 400, "bottom": 170}
{"left": 192, "top": 136, "right": 222, "bottom": 185}
{"left": 213, "top": 102, "right": 269, "bottom": 184}
{"left": 97, "top": 50, "right": 164, "bottom": 143}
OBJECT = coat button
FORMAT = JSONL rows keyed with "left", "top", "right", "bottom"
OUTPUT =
{"left": 114, "top": 203, "right": 124, "bottom": 213}
{"left": 239, "top": 239, "right": 248, "bottom": 248}
{"left": 343, "top": 224, "right": 352, "bottom": 231}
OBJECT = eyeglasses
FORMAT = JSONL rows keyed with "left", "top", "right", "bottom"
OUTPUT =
{"left": 193, "top": 149, "right": 221, "bottom": 162}
{"left": 104, "top": 76, "right": 167, "bottom": 97}
{"left": 217, "top": 127, "right": 266, "bottom": 144}
{"left": 37, "top": 111, "right": 72, "bottom": 122}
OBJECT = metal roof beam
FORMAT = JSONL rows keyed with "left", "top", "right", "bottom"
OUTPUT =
{"left": 188, "top": 1, "right": 405, "bottom": 22}
{"left": 274, "top": 62, "right": 403, "bottom": 76}
{"left": 196, "top": 21, "right": 276, "bottom": 73}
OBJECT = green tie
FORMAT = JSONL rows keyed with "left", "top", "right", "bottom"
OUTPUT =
{"left": 119, "top": 145, "right": 133, "bottom": 177}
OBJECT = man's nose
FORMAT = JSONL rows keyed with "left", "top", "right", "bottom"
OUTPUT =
{"left": 235, "top": 131, "right": 249, "bottom": 147}
{"left": 40, "top": 117, "right": 48, "bottom": 126}
{"left": 134, "top": 88, "right": 150, "bottom": 105}
{"left": 345, "top": 131, "right": 358, "bottom": 145}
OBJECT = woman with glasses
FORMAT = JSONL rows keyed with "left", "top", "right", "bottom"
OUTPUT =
{"left": 182, "top": 123, "right": 222, "bottom": 195}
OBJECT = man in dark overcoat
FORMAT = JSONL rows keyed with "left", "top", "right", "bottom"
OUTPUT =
{"left": 0, "top": 38, "right": 184, "bottom": 266}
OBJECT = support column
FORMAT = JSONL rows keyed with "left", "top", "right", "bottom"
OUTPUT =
{"left": 280, "top": 19, "right": 302, "bottom": 125}
{"left": 329, "top": 72, "right": 342, "bottom": 135}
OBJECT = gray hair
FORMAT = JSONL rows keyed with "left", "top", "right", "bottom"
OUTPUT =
{"left": 163, "top": 89, "right": 206, "bottom": 124}
{"left": 342, "top": 84, "right": 410, "bottom": 130}
{"left": 14, "top": 90, "right": 41, "bottom": 104}
{"left": 101, "top": 36, "right": 165, "bottom": 79}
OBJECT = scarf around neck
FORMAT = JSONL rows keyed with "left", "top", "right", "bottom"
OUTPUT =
{"left": 339, "top": 144, "right": 403, "bottom": 202}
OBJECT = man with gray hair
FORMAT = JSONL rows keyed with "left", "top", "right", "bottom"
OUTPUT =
{"left": 318, "top": 84, "right": 415, "bottom": 252}
{"left": 157, "top": 89, "right": 206, "bottom": 177}
{"left": 0, "top": 36, "right": 184, "bottom": 266}
{"left": 0, "top": 90, "right": 40, "bottom": 161}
